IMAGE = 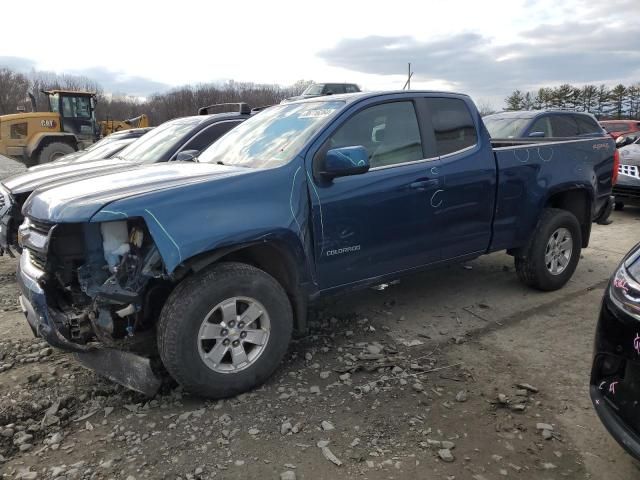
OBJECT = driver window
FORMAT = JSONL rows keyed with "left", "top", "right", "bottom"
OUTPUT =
{"left": 327, "top": 102, "right": 423, "bottom": 168}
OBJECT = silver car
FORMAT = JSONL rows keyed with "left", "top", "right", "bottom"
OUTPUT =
{"left": 615, "top": 136, "right": 640, "bottom": 210}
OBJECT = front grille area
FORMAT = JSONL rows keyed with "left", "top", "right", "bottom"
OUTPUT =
{"left": 619, "top": 164, "right": 640, "bottom": 179}
{"left": 0, "top": 187, "right": 10, "bottom": 217}
{"left": 26, "top": 248, "right": 47, "bottom": 270}
{"left": 29, "top": 218, "right": 54, "bottom": 236}
{"left": 23, "top": 217, "right": 55, "bottom": 271}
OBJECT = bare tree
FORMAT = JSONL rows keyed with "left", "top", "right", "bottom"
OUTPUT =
{"left": 0, "top": 68, "right": 30, "bottom": 114}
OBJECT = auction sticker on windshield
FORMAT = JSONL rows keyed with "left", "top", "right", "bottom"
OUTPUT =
{"left": 299, "top": 108, "right": 338, "bottom": 119}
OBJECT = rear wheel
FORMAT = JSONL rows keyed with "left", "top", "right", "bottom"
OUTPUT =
{"left": 35, "top": 142, "right": 75, "bottom": 165}
{"left": 614, "top": 201, "right": 625, "bottom": 211}
{"left": 515, "top": 208, "right": 582, "bottom": 291}
{"left": 158, "top": 262, "right": 293, "bottom": 398}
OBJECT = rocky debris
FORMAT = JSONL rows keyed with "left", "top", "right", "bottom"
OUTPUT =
{"left": 455, "top": 390, "right": 468, "bottom": 402}
{"left": 280, "top": 471, "right": 297, "bottom": 480}
{"left": 281, "top": 421, "right": 293, "bottom": 435}
{"left": 321, "top": 420, "right": 335, "bottom": 431}
{"left": 0, "top": 339, "right": 58, "bottom": 373}
{"left": 438, "top": 448, "right": 455, "bottom": 462}
{"left": 537, "top": 422, "right": 554, "bottom": 440}
{"left": 317, "top": 440, "right": 342, "bottom": 466}
{"left": 516, "top": 383, "right": 539, "bottom": 393}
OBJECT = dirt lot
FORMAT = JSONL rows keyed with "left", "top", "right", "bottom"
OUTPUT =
{"left": 1, "top": 156, "right": 639, "bottom": 479}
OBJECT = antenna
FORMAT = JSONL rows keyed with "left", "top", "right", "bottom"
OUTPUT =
{"left": 402, "top": 63, "right": 414, "bottom": 90}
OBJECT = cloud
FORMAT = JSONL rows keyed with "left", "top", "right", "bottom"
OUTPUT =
{"left": 318, "top": 19, "right": 640, "bottom": 99}
{"left": 0, "top": 56, "right": 170, "bottom": 96}
{"left": 0, "top": 56, "right": 37, "bottom": 72}
{"left": 71, "top": 67, "right": 171, "bottom": 96}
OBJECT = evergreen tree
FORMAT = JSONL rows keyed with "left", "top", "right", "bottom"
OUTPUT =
{"left": 504, "top": 90, "right": 525, "bottom": 111}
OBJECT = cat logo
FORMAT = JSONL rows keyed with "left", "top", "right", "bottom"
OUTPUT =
{"left": 40, "top": 119, "right": 57, "bottom": 128}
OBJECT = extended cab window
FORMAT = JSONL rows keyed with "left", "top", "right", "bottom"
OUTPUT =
{"left": 327, "top": 101, "right": 423, "bottom": 168}
{"left": 550, "top": 116, "right": 579, "bottom": 137}
{"left": 426, "top": 98, "right": 478, "bottom": 155}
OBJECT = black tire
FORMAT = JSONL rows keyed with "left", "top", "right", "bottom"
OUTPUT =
{"left": 614, "top": 201, "right": 625, "bottom": 211}
{"left": 36, "top": 142, "right": 75, "bottom": 165}
{"left": 158, "top": 262, "right": 293, "bottom": 398}
{"left": 514, "top": 208, "right": 582, "bottom": 291}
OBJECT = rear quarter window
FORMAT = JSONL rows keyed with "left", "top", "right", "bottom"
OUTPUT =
{"left": 425, "top": 98, "right": 478, "bottom": 156}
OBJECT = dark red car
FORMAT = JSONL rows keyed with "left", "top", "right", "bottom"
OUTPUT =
{"left": 600, "top": 120, "right": 640, "bottom": 139}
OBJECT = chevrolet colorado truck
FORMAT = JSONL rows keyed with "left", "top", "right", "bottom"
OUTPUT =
{"left": 16, "top": 91, "right": 617, "bottom": 398}
{"left": 0, "top": 106, "right": 251, "bottom": 255}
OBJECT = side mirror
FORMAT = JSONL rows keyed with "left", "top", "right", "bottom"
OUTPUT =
{"left": 174, "top": 149, "right": 199, "bottom": 162}
{"left": 528, "top": 131, "right": 546, "bottom": 138}
{"left": 320, "top": 146, "right": 370, "bottom": 179}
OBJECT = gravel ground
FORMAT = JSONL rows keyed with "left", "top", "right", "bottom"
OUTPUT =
{"left": 0, "top": 155, "right": 25, "bottom": 180}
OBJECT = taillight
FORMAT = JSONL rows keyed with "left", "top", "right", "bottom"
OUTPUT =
{"left": 613, "top": 149, "right": 620, "bottom": 185}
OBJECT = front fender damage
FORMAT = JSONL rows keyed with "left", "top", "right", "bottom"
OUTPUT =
{"left": 37, "top": 218, "right": 171, "bottom": 395}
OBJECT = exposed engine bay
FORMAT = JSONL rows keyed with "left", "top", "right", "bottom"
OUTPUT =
{"left": 26, "top": 217, "right": 171, "bottom": 350}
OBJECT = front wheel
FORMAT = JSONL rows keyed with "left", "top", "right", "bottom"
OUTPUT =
{"left": 158, "top": 262, "right": 293, "bottom": 398}
{"left": 36, "top": 142, "right": 75, "bottom": 165}
{"left": 515, "top": 208, "right": 582, "bottom": 291}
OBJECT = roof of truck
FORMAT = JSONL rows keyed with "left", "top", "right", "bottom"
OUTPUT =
{"left": 288, "top": 90, "right": 471, "bottom": 105}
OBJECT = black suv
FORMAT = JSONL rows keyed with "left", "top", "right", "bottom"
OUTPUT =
{"left": 283, "top": 83, "right": 361, "bottom": 102}
{"left": 484, "top": 110, "right": 607, "bottom": 138}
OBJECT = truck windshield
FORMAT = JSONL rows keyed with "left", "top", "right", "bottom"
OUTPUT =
{"left": 484, "top": 115, "right": 532, "bottom": 138}
{"left": 117, "top": 117, "right": 203, "bottom": 163}
{"left": 302, "top": 84, "right": 324, "bottom": 95}
{"left": 198, "top": 101, "right": 344, "bottom": 168}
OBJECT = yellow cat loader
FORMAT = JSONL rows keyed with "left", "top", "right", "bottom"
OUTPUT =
{"left": 0, "top": 90, "right": 99, "bottom": 166}
{"left": 99, "top": 114, "right": 149, "bottom": 137}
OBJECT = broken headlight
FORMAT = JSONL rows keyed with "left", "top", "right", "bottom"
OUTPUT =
{"left": 100, "top": 220, "right": 145, "bottom": 273}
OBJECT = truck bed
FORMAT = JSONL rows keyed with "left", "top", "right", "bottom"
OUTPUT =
{"left": 489, "top": 136, "right": 615, "bottom": 252}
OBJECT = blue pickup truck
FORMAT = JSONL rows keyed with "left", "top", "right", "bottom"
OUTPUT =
{"left": 16, "top": 91, "right": 616, "bottom": 397}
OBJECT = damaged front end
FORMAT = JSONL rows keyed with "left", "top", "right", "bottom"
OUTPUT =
{"left": 17, "top": 216, "right": 172, "bottom": 395}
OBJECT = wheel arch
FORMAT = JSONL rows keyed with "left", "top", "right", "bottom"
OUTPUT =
{"left": 175, "top": 240, "right": 310, "bottom": 333}
{"left": 543, "top": 188, "right": 593, "bottom": 248}
{"left": 26, "top": 132, "right": 78, "bottom": 158}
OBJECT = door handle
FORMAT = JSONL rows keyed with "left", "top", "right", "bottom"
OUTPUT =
{"left": 409, "top": 179, "right": 439, "bottom": 190}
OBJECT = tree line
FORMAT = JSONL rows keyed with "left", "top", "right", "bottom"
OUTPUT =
{"left": 0, "top": 66, "right": 311, "bottom": 125}
{"left": 504, "top": 83, "right": 640, "bottom": 119}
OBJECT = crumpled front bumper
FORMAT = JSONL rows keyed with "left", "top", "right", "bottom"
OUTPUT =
{"left": 17, "top": 250, "right": 91, "bottom": 352}
{"left": 17, "top": 250, "right": 162, "bottom": 396}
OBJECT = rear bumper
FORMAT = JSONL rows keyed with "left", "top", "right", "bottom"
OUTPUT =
{"left": 17, "top": 250, "right": 91, "bottom": 352}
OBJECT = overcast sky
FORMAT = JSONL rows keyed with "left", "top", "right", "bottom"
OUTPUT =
{"left": 1, "top": 0, "right": 638, "bottom": 107}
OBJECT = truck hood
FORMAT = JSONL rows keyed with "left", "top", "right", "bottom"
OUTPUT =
{"left": 25, "top": 162, "right": 250, "bottom": 223}
{"left": 2, "top": 158, "right": 136, "bottom": 195}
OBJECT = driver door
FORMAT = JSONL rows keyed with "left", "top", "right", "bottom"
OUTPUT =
{"left": 307, "top": 99, "right": 443, "bottom": 290}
